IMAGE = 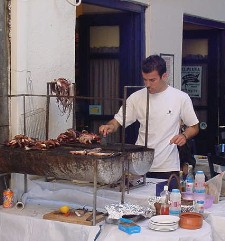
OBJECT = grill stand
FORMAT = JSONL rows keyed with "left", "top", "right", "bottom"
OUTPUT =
{"left": 4, "top": 84, "right": 152, "bottom": 225}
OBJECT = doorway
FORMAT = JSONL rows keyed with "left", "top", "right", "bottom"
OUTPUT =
{"left": 183, "top": 16, "right": 225, "bottom": 155}
{"left": 75, "top": 1, "right": 146, "bottom": 143}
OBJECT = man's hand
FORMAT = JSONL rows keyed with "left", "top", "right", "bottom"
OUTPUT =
{"left": 170, "top": 124, "right": 199, "bottom": 146}
{"left": 170, "top": 134, "right": 187, "bottom": 146}
{"left": 99, "top": 119, "right": 120, "bottom": 136}
{"left": 99, "top": 124, "right": 115, "bottom": 136}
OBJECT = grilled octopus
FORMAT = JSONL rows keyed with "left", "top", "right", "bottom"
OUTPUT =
{"left": 5, "top": 135, "right": 60, "bottom": 150}
{"left": 50, "top": 78, "right": 74, "bottom": 118}
{"left": 57, "top": 129, "right": 100, "bottom": 144}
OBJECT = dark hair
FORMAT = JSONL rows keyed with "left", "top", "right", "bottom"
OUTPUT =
{"left": 142, "top": 55, "right": 167, "bottom": 78}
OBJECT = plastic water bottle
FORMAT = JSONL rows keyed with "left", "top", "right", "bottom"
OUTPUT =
{"left": 169, "top": 189, "right": 181, "bottom": 216}
{"left": 185, "top": 165, "right": 194, "bottom": 193}
{"left": 186, "top": 176, "right": 194, "bottom": 193}
{"left": 195, "top": 200, "right": 204, "bottom": 214}
{"left": 160, "top": 185, "right": 170, "bottom": 204}
{"left": 194, "top": 171, "right": 205, "bottom": 194}
{"left": 194, "top": 171, "right": 206, "bottom": 204}
{"left": 160, "top": 185, "right": 170, "bottom": 215}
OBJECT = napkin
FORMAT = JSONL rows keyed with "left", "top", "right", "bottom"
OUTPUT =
{"left": 206, "top": 172, "right": 225, "bottom": 203}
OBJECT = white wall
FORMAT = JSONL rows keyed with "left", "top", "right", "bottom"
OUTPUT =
{"left": 146, "top": 0, "right": 225, "bottom": 89}
{"left": 10, "top": 0, "right": 76, "bottom": 139}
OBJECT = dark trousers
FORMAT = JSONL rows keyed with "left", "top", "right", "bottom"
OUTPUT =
{"left": 146, "top": 171, "right": 179, "bottom": 179}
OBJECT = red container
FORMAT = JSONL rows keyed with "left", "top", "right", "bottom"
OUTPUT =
{"left": 160, "top": 204, "right": 169, "bottom": 215}
{"left": 3, "top": 189, "right": 14, "bottom": 208}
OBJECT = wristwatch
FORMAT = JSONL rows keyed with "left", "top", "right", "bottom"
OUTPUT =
{"left": 181, "top": 132, "right": 188, "bottom": 140}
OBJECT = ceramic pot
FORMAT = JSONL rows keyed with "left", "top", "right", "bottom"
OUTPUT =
{"left": 179, "top": 212, "right": 203, "bottom": 229}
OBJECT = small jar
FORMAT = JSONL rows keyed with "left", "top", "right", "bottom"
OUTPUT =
{"left": 195, "top": 200, "right": 204, "bottom": 214}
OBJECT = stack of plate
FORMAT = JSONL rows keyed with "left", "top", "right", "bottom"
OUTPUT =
{"left": 149, "top": 215, "right": 180, "bottom": 232}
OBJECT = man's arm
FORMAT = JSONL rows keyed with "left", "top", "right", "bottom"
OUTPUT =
{"left": 99, "top": 118, "right": 121, "bottom": 136}
{"left": 170, "top": 123, "right": 199, "bottom": 146}
{"left": 182, "top": 124, "right": 199, "bottom": 141}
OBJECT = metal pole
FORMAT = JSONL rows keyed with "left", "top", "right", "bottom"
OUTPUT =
{"left": 144, "top": 89, "right": 150, "bottom": 185}
{"left": 122, "top": 86, "right": 127, "bottom": 152}
{"left": 23, "top": 95, "right": 26, "bottom": 136}
{"left": 24, "top": 173, "right": 28, "bottom": 193}
{"left": 145, "top": 89, "right": 150, "bottom": 147}
{"left": 46, "top": 83, "right": 50, "bottom": 140}
{"left": 121, "top": 158, "right": 126, "bottom": 204}
{"left": 72, "top": 83, "right": 76, "bottom": 130}
{"left": 122, "top": 87, "right": 127, "bottom": 196}
{"left": 92, "top": 159, "right": 97, "bottom": 225}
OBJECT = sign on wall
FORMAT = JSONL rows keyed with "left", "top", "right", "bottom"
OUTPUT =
{"left": 160, "top": 53, "right": 174, "bottom": 87}
{"left": 89, "top": 105, "right": 102, "bottom": 115}
{"left": 181, "top": 66, "right": 202, "bottom": 98}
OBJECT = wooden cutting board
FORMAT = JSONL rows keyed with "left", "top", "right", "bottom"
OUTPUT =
{"left": 43, "top": 210, "right": 106, "bottom": 226}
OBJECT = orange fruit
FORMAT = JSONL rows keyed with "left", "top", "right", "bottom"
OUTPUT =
{"left": 59, "top": 205, "right": 70, "bottom": 214}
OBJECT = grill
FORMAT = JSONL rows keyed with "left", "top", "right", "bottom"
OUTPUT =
{"left": 0, "top": 143, "right": 154, "bottom": 184}
{"left": 1, "top": 86, "right": 154, "bottom": 225}
{"left": 0, "top": 142, "right": 154, "bottom": 225}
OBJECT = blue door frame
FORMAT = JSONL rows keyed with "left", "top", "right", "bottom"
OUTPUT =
{"left": 183, "top": 15, "right": 225, "bottom": 154}
{"left": 82, "top": 0, "right": 146, "bottom": 13}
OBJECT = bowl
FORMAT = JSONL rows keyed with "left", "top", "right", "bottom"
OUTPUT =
{"left": 179, "top": 212, "right": 203, "bottom": 229}
{"left": 195, "top": 193, "right": 214, "bottom": 209}
{"left": 181, "top": 192, "right": 214, "bottom": 209}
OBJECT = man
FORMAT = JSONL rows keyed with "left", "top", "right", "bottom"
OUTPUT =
{"left": 99, "top": 55, "right": 199, "bottom": 179}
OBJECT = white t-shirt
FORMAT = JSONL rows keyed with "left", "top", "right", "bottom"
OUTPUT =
{"left": 114, "top": 86, "right": 199, "bottom": 172}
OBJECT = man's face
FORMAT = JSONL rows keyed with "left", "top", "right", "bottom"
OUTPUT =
{"left": 142, "top": 70, "right": 167, "bottom": 94}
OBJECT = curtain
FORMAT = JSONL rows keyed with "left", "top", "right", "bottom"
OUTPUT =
{"left": 89, "top": 48, "right": 120, "bottom": 142}
{"left": 90, "top": 58, "right": 119, "bottom": 115}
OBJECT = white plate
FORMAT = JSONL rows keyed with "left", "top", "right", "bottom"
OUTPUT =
{"left": 149, "top": 227, "right": 178, "bottom": 232}
{"left": 149, "top": 220, "right": 178, "bottom": 226}
{"left": 149, "top": 222, "right": 178, "bottom": 232}
{"left": 150, "top": 215, "right": 180, "bottom": 224}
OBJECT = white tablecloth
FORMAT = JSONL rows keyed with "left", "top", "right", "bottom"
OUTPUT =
{"left": 0, "top": 203, "right": 212, "bottom": 241}
{"left": 205, "top": 199, "right": 225, "bottom": 241}
{"left": 10, "top": 174, "right": 165, "bottom": 210}
{"left": 98, "top": 219, "right": 212, "bottom": 241}
{"left": 0, "top": 204, "right": 101, "bottom": 241}
{"left": 1, "top": 173, "right": 222, "bottom": 241}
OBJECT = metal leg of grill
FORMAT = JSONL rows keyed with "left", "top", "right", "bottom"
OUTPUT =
{"left": 93, "top": 160, "right": 97, "bottom": 226}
